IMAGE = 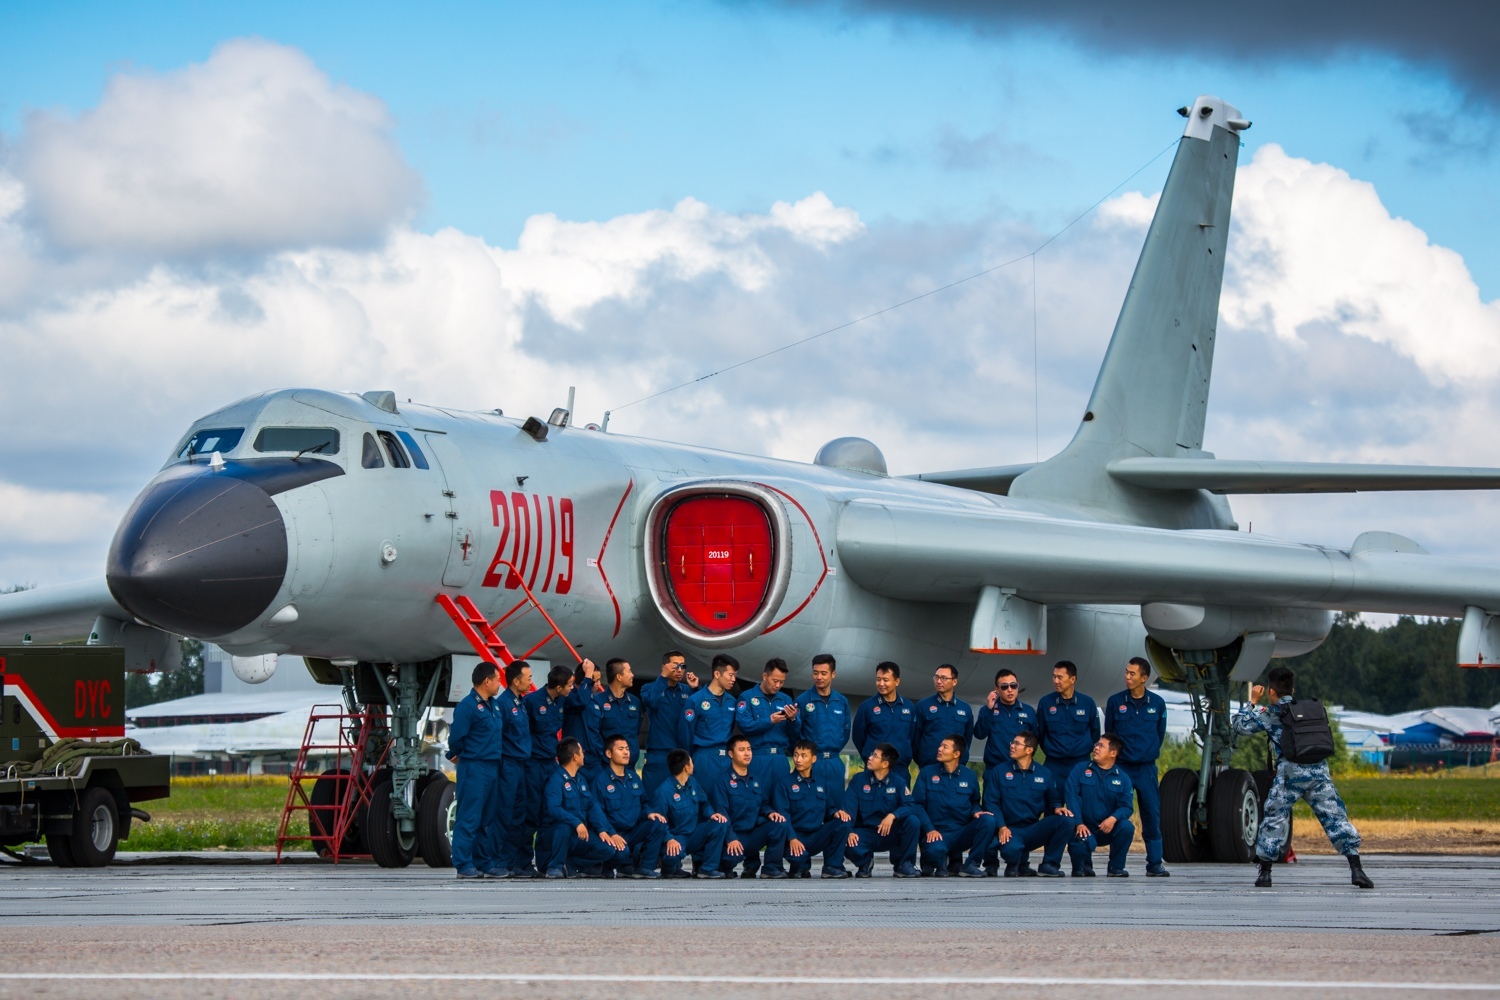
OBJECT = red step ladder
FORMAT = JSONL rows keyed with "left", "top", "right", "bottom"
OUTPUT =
{"left": 436, "top": 560, "right": 583, "bottom": 667}
{"left": 276, "top": 705, "right": 390, "bottom": 863}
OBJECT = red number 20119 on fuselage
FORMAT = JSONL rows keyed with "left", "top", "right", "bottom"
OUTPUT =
{"left": 480, "top": 490, "right": 574, "bottom": 593}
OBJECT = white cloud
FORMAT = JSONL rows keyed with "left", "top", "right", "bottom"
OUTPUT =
{"left": 0, "top": 482, "right": 120, "bottom": 546}
{"left": 16, "top": 38, "right": 421, "bottom": 258}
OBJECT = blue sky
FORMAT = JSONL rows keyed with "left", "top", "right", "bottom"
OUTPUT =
{"left": 3, "top": 1, "right": 1494, "bottom": 294}
{"left": 1, "top": 2, "right": 1498, "bottom": 587}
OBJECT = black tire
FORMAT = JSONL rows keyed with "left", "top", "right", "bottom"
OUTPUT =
{"left": 365, "top": 775, "right": 416, "bottom": 869}
{"left": 1159, "top": 767, "right": 1209, "bottom": 863}
{"left": 45, "top": 834, "right": 77, "bottom": 868}
{"left": 68, "top": 787, "right": 119, "bottom": 867}
{"left": 417, "top": 775, "right": 456, "bottom": 869}
{"left": 309, "top": 769, "right": 366, "bottom": 858}
{"left": 1209, "top": 768, "right": 1260, "bottom": 864}
{"left": 412, "top": 770, "right": 448, "bottom": 861}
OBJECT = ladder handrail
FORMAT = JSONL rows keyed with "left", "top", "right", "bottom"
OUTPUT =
{"left": 436, "top": 561, "right": 583, "bottom": 666}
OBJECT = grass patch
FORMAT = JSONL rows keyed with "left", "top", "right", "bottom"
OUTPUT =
{"left": 1292, "top": 777, "right": 1500, "bottom": 822}
{"left": 121, "top": 775, "right": 304, "bottom": 852}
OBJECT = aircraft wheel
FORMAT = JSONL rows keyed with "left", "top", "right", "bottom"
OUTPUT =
{"left": 365, "top": 775, "right": 416, "bottom": 869}
{"left": 1159, "top": 768, "right": 1209, "bottom": 863}
{"left": 1209, "top": 768, "right": 1260, "bottom": 864}
{"left": 68, "top": 787, "right": 120, "bottom": 868}
{"left": 45, "top": 833, "right": 77, "bottom": 868}
{"left": 417, "top": 774, "right": 455, "bottom": 869}
{"left": 309, "top": 769, "right": 366, "bottom": 858}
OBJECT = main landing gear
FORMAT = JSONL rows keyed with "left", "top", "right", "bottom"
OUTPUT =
{"left": 1147, "top": 638, "right": 1267, "bottom": 865}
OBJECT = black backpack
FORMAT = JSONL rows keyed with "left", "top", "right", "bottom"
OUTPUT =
{"left": 1278, "top": 697, "right": 1335, "bottom": 764}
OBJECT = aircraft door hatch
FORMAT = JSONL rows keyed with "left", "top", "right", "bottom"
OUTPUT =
{"left": 659, "top": 494, "right": 777, "bottom": 636}
{"left": 423, "top": 434, "right": 477, "bottom": 588}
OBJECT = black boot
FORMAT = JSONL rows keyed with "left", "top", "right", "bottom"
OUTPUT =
{"left": 1254, "top": 860, "right": 1273, "bottom": 888}
{"left": 1348, "top": 855, "right": 1374, "bottom": 889}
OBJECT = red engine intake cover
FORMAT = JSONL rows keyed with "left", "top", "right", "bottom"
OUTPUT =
{"left": 661, "top": 495, "right": 775, "bottom": 634}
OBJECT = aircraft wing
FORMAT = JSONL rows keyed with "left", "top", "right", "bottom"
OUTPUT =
{"left": 0, "top": 579, "right": 129, "bottom": 644}
{"left": 1106, "top": 458, "right": 1500, "bottom": 494}
{"left": 907, "top": 463, "right": 1037, "bottom": 496}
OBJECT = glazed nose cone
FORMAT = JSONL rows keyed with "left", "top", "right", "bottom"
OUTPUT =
{"left": 107, "top": 471, "right": 288, "bottom": 637}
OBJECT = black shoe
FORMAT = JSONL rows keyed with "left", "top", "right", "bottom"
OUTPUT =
{"left": 1072, "top": 866, "right": 1096, "bottom": 878}
{"left": 761, "top": 867, "right": 790, "bottom": 879}
{"left": 957, "top": 864, "right": 986, "bottom": 878}
{"left": 1107, "top": 869, "right": 1129, "bottom": 878}
{"left": 927, "top": 867, "right": 949, "bottom": 878}
{"left": 1348, "top": 855, "right": 1374, "bottom": 889}
{"left": 1017, "top": 862, "right": 1035, "bottom": 877}
{"left": 741, "top": 867, "right": 759, "bottom": 880}
{"left": 791, "top": 866, "right": 811, "bottom": 879}
{"left": 1146, "top": 863, "right": 1170, "bottom": 877}
{"left": 1035, "top": 863, "right": 1065, "bottom": 878}
{"left": 1003, "top": 863, "right": 1019, "bottom": 878}
{"left": 893, "top": 863, "right": 920, "bottom": 878}
{"left": 669, "top": 868, "right": 693, "bottom": 879}
{"left": 984, "top": 867, "right": 999, "bottom": 878}
{"left": 631, "top": 869, "right": 661, "bottom": 880}
{"left": 855, "top": 864, "right": 873, "bottom": 879}
{"left": 820, "top": 867, "right": 853, "bottom": 879}
{"left": 1255, "top": 860, "right": 1273, "bottom": 888}
{"left": 509, "top": 866, "right": 538, "bottom": 879}
{"left": 695, "top": 869, "right": 727, "bottom": 879}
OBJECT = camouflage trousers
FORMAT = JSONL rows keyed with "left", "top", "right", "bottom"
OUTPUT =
{"left": 1256, "top": 762, "right": 1361, "bottom": 860}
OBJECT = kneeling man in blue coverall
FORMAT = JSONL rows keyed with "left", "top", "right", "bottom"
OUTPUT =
{"left": 541, "top": 737, "right": 628, "bottom": 878}
{"left": 1065, "top": 733, "right": 1135, "bottom": 878}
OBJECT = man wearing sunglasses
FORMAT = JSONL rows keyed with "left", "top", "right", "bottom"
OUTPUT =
{"left": 975, "top": 669, "right": 1036, "bottom": 777}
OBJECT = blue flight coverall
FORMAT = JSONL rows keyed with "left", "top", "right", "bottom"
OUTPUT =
{"left": 522, "top": 686, "right": 566, "bottom": 870}
{"left": 912, "top": 763, "right": 996, "bottom": 875}
{"left": 541, "top": 765, "right": 628, "bottom": 876}
{"left": 496, "top": 686, "right": 533, "bottom": 872}
{"left": 974, "top": 698, "right": 1037, "bottom": 773}
{"left": 982, "top": 759, "right": 1069, "bottom": 874}
{"left": 598, "top": 685, "right": 645, "bottom": 769}
{"left": 709, "top": 767, "right": 790, "bottom": 876}
{"left": 1105, "top": 688, "right": 1168, "bottom": 868}
{"left": 448, "top": 687, "right": 505, "bottom": 873}
{"left": 640, "top": 675, "right": 694, "bottom": 794}
{"left": 851, "top": 694, "right": 917, "bottom": 768}
{"left": 562, "top": 682, "right": 605, "bottom": 772}
{"left": 912, "top": 693, "right": 975, "bottom": 768}
{"left": 771, "top": 769, "right": 850, "bottom": 875}
{"left": 1232, "top": 700, "right": 1361, "bottom": 860}
{"left": 735, "top": 687, "right": 795, "bottom": 788}
{"left": 595, "top": 765, "right": 667, "bottom": 875}
{"left": 1065, "top": 759, "right": 1135, "bottom": 875}
{"left": 794, "top": 688, "right": 851, "bottom": 794}
{"left": 1036, "top": 691, "right": 1101, "bottom": 786}
{"left": 843, "top": 768, "right": 920, "bottom": 873}
{"left": 652, "top": 773, "right": 729, "bottom": 875}
{"left": 686, "top": 687, "right": 738, "bottom": 787}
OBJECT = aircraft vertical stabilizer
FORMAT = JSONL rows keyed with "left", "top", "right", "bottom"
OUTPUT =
{"left": 1009, "top": 96, "right": 1248, "bottom": 527}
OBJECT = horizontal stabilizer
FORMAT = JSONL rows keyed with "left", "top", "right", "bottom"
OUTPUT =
{"left": 0, "top": 579, "right": 127, "bottom": 645}
{"left": 1106, "top": 458, "right": 1500, "bottom": 494}
{"left": 909, "top": 464, "right": 1037, "bottom": 496}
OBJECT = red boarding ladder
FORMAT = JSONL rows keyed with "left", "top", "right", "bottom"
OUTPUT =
{"left": 276, "top": 704, "right": 391, "bottom": 863}
{"left": 436, "top": 559, "right": 583, "bottom": 667}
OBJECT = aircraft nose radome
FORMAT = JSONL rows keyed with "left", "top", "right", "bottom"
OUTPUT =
{"left": 106, "top": 473, "right": 289, "bottom": 638}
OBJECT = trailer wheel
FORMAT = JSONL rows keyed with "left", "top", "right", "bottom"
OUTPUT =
{"left": 1159, "top": 767, "right": 1209, "bottom": 863}
{"left": 45, "top": 833, "right": 77, "bottom": 868}
{"left": 68, "top": 787, "right": 119, "bottom": 868}
{"left": 365, "top": 775, "right": 416, "bottom": 869}
{"left": 418, "top": 775, "right": 455, "bottom": 869}
{"left": 1209, "top": 768, "right": 1260, "bottom": 864}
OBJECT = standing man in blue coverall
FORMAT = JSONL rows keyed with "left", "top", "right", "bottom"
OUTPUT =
{"left": 652, "top": 749, "right": 731, "bottom": 878}
{"left": 982, "top": 730, "right": 1068, "bottom": 878}
{"left": 1105, "top": 656, "right": 1171, "bottom": 877}
{"left": 974, "top": 668, "right": 1036, "bottom": 776}
{"left": 686, "top": 654, "right": 739, "bottom": 787}
{"left": 843, "top": 743, "right": 921, "bottom": 878}
{"left": 912, "top": 735, "right": 995, "bottom": 878}
{"left": 794, "top": 653, "right": 851, "bottom": 794}
{"left": 496, "top": 659, "right": 533, "bottom": 876}
{"left": 521, "top": 664, "right": 576, "bottom": 875}
{"left": 710, "top": 736, "right": 791, "bottom": 878}
{"left": 447, "top": 660, "right": 507, "bottom": 879}
{"left": 772, "top": 739, "right": 853, "bottom": 878}
{"left": 597, "top": 658, "right": 644, "bottom": 772}
{"left": 736, "top": 658, "right": 797, "bottom": 790}
{"left": 640, "top": 650, "right": 697, "bottom": 795}
{"left": 562, "top": 658, "right": 604, "bottom": 773}
{"left": 595, "top": 734, "right": 667, "bottom": 878}
{"left": 1036, "top": 660, "right": 1100, "bottom": 788}
{"left": 541, "top": 737, "right": 628, "bottom": 878}
{"left": 913, "top": 664, "right": 974, "bottom": 768}
{"left": 1065, "top": 733, "right": 1135, "bottom": 877}
{"left": 851, "top": 662, "right": 917, "bottom": 768}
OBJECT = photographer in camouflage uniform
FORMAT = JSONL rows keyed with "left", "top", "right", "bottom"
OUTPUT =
{"left": 1232, "top": 665, "right": 1374, "bottom": 890}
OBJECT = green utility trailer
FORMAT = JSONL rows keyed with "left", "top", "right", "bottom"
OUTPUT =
{"left": 1, "top": 646, "right": 170, "bottom": 866}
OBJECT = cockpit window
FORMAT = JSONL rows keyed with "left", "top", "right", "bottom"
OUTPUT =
{"left": 396, "top": 431, "right": 429, "bottom": 470}
{"left": 361, "top": 432, "right": 385, "bottom": 469}
{"left": 377, "top": 431, "right": 411, "bottom": 469}
{"left": 176, "top": 428, "right": 245, "bottom": 460}
{"left": 254, "top": 427, "right": 341, "bottom": 456}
